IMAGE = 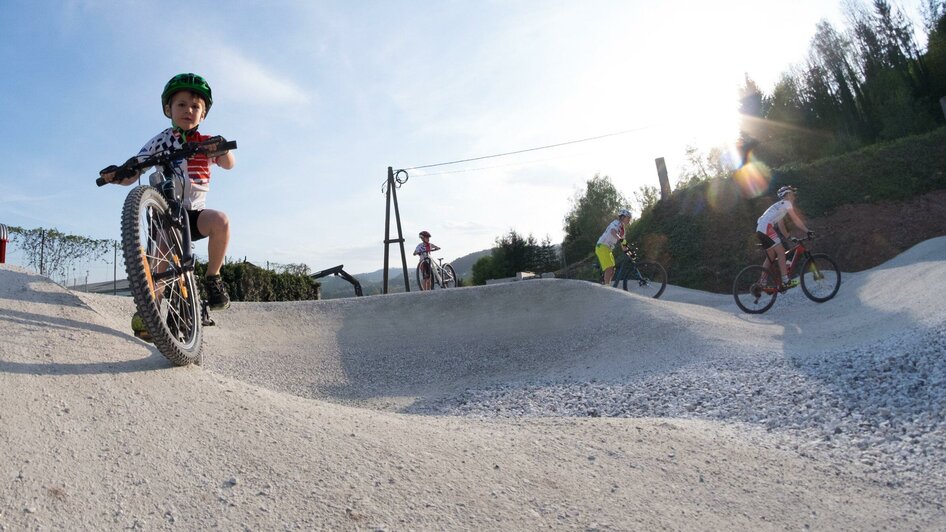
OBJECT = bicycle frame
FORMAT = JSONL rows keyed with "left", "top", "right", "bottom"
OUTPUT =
{"left": 418, "top": 255, "right": 455, "bottom": 289}
{"left": 429, "top": 258, "right": 446, "bottom": 286}
{"left": 611, "top": 253, "right": 643, "bottom": 288}
{"left": 759, "top": 240, "right": 810, "bottom": 292}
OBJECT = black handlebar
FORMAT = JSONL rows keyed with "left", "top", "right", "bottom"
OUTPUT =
{"left": 96, "top": 137, "right": 237, "bottom": 187}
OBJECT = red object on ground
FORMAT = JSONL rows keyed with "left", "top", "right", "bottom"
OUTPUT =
{"left": 0, "top": 224, "right": 7, "bottom": 263}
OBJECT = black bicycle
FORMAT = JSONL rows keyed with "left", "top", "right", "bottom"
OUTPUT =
{"left": 97, "top": 137, "right": 236, "bottom": 365}
{"left": 611, "top": 244, "right": 667, "bottom": 298}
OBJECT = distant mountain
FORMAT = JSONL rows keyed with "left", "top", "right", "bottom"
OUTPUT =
{"left": 315, "top": 248, "right": 493, "bottom": 299}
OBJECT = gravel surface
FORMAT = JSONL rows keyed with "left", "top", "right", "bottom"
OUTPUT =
{"left": 410, "top": 323, "right": 946, "bottom": 504}
{"left": 1, "top": 236, "right": 945, "bottom": 529}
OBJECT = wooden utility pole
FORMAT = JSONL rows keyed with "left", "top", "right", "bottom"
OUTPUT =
{"left": 655, "top": 157, "right": 671, "bottom": 200}
{"left": 382, "top": 167, "right": 411, "bottom": 294}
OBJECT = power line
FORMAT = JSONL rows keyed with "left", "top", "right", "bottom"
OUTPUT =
{"left": 401, "top": 125, "right": 655, "bottom": 171}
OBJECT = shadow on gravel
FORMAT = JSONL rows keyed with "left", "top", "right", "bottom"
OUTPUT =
{"left": 0, "top": 269, "right": 173, "bottom": 374}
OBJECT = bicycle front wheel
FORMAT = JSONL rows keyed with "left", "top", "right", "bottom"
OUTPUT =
{"left": 800, "top": 253, "right": 841, "bottom": 303}
{"left": 733, "top": 264, "right": 778, "bottom": 314}
{"left": 415, "top": 259, "right": 432, "bottom": 291}
{"left": 442, "top": 264, "right": 458, "bottom": 288}
{"left": 121, "top": 186, "right": 202, "bottom": 365}
{"left": 621, "top": 260, "right": 667, "bottom": 299}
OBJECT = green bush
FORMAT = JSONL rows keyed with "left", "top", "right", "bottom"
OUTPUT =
{"left": 196, "top": 260, "right": 319, "bottom": 301}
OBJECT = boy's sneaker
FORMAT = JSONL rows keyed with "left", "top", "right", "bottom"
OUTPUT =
{"left": 131, "top": 312, "right": 152, "bottom": 342}
{"left": 784, "top": 277, "right": 800, "bottom": 289}
{"left": 204, "top": 275, "right": 231, "bottom": 310}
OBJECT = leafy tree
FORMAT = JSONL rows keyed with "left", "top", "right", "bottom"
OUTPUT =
{"left": 676, "top": 145, "right": 729, "bottom": 190}
{"left": 7, "top": 226, "right": 113, "bottom": 284}
{"left": 923, "top": 1, "right": 946, "bottom": 116}
{"left": 470, "top": 255, "right": 496, "bottom": 286}
{"left": 561, "top": 175, "right": 629, "bottom": 265}
{"left": 469, "top": 230, "right": 560, "bottom": 285}
{"left": 538, "top": 235, "right": 560, "bottom": 273}
{"left": 633, "top": 185, "right": 660, "bottom": 215}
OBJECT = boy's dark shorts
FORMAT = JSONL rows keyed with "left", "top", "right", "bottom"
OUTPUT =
{"left": 187, "top": 209, "right": 207, "bottom": 241}
{"left": 756, "top": 227, "right": 786, "bottom": 250}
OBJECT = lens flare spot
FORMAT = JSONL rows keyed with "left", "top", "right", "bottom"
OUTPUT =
{"left": 733, "top": 161, "right": 772, "bottom": 198}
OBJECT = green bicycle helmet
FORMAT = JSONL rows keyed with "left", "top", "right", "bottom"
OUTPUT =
{"left": 161, "top": 73, "right": 213, "bottom": 118}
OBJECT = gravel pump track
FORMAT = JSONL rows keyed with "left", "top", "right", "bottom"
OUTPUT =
{"left": 121, "top": 186, "right": 203, "bottom": 365}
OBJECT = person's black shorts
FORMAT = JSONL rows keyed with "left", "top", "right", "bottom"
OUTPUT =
{"left": 187, "top": 209, "right": 207, "bottom": 241}
{"left": 756, "top": 226, "right": 786, "bottom": 250}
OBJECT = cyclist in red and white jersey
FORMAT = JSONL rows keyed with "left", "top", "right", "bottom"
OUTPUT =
{"left": 413, "top": 230, "right": 441, "bottom": 290}
{"left": 756, "top": 185, "right": 813, "bottom": 289}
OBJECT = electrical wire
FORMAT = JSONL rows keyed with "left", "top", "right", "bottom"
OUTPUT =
{"left": 400, "top": 125, "right": 655, "bottom": 171}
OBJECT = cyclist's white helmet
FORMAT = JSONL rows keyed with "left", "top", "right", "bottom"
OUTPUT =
{"left": 777, "top": 185, "right": 797, "bottom": 199}
{"left": 618, "top": 209, "right": 632, "bottom": 219}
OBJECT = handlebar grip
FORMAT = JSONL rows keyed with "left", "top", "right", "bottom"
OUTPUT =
{"left": 221, "top": 140, "right": 237, "bottom": 151}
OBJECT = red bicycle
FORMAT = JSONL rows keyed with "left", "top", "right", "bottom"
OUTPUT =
{"left": 732, "top": 235, "right": 841, "bottom": 314}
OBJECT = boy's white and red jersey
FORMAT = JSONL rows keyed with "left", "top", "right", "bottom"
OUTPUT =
{"left": 137, "top": 127, "right": 220, "bottom": 210}
{"left": 596, "top": 219, "right": 625, "bottom": 247}
{"left": 756, "top": 199, "right": 794, "bottom": 234}
{"left": 414, "top": 242, "right": 434, "bottom": 258}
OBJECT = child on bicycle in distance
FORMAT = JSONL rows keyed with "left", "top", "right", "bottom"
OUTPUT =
{"left": 596, "top": 209, "right": 632, "bottom": 286}
{"left": 413, "top": 230, "right": 441, "bottom": 291}
{"left": 756, "top": 185, "right": 813, "bottom": 289}
{"left": 101, "top": 73, "right": 235, "bottom": 316}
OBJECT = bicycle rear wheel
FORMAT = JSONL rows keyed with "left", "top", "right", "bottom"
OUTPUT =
{"left": 121, "top": 186, "right": 202, "bottom": 365}
{"left": 733, "top": 264, "right": 778, "bottom": 314}
{"left": 621, "top": 260, "right": 667, "bottom": 299}
{"left": 415, "top": 259, "right": 432, "bottom": 291}
{"left": 442, "top": 264, "right": 458, "bottom": 288}
{"left": 800, "top": 253, "right": 841, "bottom": 303}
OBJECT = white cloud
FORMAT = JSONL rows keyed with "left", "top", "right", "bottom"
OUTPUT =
{"left": 205, "top": 46, "right": 311, "bottom": 107}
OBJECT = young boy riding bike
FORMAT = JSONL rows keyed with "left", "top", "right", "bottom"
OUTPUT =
{"left": 100, "top": 73, "right": 235, "bottom": 339}
{"left": 756, "top": 185, "right": 813, "bottom": 289}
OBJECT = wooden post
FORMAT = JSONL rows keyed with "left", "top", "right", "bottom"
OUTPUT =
{"left": 655, "top": 157, "right": 671, "bottom": 200}
{"left": 382, "top": 167, "right": 411, "bottom": 294}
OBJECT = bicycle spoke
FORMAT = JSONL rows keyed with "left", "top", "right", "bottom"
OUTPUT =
{"left": 733, "top": 264, "right": 778, "bottom": 313}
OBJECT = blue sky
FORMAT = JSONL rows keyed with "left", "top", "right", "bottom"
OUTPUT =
{"left": 0, "top": 1, "right": 926, "bottom": 284}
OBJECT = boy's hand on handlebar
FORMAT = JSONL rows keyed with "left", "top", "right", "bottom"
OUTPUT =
{"left": 97, "top": 161, "right": 140, "bottom": 185}
{"left": 199, "top": 136, "right": 231, "bottom": 158}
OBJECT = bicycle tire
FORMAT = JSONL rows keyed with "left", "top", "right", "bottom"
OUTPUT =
{"left": 800, "top": 253, "right": 841, "bottom": 303}
{"left": 733, "top": 264, "right": 778, "bottom": 314}
{"left": 442, "top": 264, "right": 458, "bottom": 288}
{"left": 621, "top": 260, "right": 667, "bottom": 299}
{"left": 121, "top": 186, "right": 202, "bottom": 365}
{"left": 415, "top": 258, "right": 432, "bottom": 291}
